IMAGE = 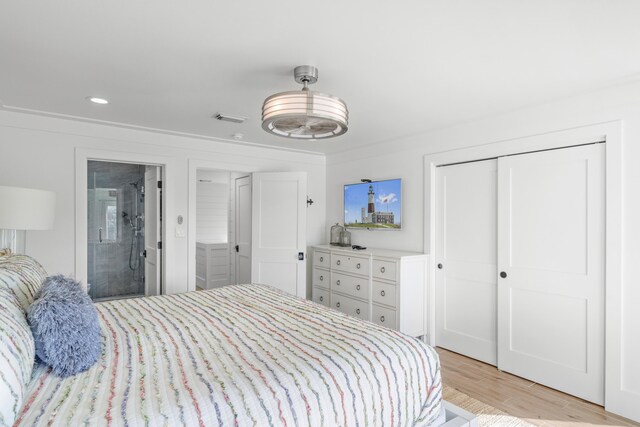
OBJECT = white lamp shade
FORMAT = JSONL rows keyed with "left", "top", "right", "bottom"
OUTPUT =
{"left": 0, "top": 186, "right": 56, "bottom": 230}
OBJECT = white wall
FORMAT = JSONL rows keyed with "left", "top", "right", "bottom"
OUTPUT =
{"left": 0, "top": 110, "right": 326, "bottom": 296}
{"left": 326, "top": 80, "right": 640, "bottom": 422}
{"left": 195, "top": 170, "right": 229, "bottom": 243}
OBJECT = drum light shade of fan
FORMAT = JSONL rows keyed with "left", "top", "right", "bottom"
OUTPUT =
{"left": 262, "top": 66, "right": 348, "bottom": 140}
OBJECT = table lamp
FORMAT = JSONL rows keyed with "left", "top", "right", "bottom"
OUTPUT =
{"left": 0, "top": 185, "right": 56, "bottom": 256}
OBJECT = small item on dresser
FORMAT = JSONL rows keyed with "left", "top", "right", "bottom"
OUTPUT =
{"left": 330, "top": 223, "right": 343, "bottom": 246}
{"left": 339, "top": 228, "right": 351, "bottom": 247}
{"left": 352, "top": 245, "right": 367, "bottom": 250}
{"left": 330, "top": 223, "right": 351, "bottom": 247}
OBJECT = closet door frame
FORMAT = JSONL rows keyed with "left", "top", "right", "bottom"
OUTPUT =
{"left": 423, "top": 121, "right": 624, "bottom": 416}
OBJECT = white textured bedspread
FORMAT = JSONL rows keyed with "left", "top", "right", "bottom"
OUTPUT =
{"left": 16, "top": 284, "right": 443, "bottom": 426}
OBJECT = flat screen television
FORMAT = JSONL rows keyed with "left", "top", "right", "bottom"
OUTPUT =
{"left": 344, "top": 178, "right": 402, "bottom": 230}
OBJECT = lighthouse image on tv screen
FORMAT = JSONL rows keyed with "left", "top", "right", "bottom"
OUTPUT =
{"left": 344, "top": 179, "right": 401, "bottom": 229}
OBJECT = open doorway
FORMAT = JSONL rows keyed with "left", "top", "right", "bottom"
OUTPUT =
{"left": 195, "top": 170, "right": 249, "bottom": 290}
{"left": 87, "top": 160, "right": 162, "bottom": 301}
{"left": 190, "top": 165, "right": 308, "bottom": 297}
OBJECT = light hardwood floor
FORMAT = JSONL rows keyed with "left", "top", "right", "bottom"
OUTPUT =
{"left": 437, "top": 347, "right": 639, "bottom": 427}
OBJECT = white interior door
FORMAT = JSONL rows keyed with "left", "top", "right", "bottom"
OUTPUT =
{"left": 251, "top": 172, "right": 307, "bottom": 297}
{"left": 435, "top": 159, "right": 498, "bottom": 365}
{"left": 234, "top": 175, "right": 252, "bottom": 284}
{"left": 144, "top": 166, "right": 162, "bottom": 296}
{"left": 497, "top": 144, "right": 605, "bottom": 404}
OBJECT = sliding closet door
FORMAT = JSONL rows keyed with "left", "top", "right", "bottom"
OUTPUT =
{"left": 497, "top": 144, "right": 605, "bottom": 404}
{"left": 436, "top": 159, "right": 498, "bottom": 365}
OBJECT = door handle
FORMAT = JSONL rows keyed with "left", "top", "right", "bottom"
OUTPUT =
{"left": 500, "top": 271, "right": 507, "bottom": 279}
{"left": 98, "top": 227, "right": 102, "bottom": 243}
{"left": 235, "top": 245, "right": 239, "bottom": 253}
{"left": 437, "top": 263, "right": 443, "bottom": 269}
{"left": 298, "top": 252, "right": 304, "bottom": 261}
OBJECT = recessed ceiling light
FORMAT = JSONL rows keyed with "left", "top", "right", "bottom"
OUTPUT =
{"left": 86, "top": 96, "right": 109, "bottom": 105}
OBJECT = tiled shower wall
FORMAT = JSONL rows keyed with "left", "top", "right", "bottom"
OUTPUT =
{"left": 87, "top": 161, "right": 145, "bottom": 300}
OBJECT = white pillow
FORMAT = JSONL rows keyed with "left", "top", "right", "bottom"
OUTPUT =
{"left": 0, "top": 288, "right": 35, "bottom": 425}
{"left": 0, "top": 254, "right": 47, "bottom": 313}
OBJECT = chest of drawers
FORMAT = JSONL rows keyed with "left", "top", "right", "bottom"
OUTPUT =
{"left": 311, "top": 245, "right": 427, "bottom": 337}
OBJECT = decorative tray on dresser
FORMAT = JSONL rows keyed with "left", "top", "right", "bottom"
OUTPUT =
{"left": 311, "top": 245, "right": 428, "bottom": 338}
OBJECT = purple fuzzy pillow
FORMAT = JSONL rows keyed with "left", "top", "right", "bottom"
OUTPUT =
{"left": 27, "top": 275, "right": 101, "bottom": 377}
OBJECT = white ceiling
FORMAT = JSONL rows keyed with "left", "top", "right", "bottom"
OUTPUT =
{"left": 1, "top": 0, "right": 639, "bottom": 154}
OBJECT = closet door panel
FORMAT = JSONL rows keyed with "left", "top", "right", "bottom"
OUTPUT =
{"left": 436, "top": 159, "right": 498, "bottom": 365}
{"left": 497, "top": 144, "right": 605, "bottom": 404}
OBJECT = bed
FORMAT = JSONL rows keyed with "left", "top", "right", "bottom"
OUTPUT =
{"left": 1, "top": 255, "right": 444, "bottom": 426}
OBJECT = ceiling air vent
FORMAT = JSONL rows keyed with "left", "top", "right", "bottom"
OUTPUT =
{"left": 214, "top": 113, "right": 247, "bottom": 124}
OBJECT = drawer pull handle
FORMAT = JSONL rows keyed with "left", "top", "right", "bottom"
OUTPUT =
{"left": 320, "top": 275, "right": 324, "bottom": 281}
{"left": 356, "top": 263, "right": 361, "bottom": 269}
{"left": 336, "top": 280, "right": 341, "bottom": 286}
{"left": 319, "top": 296, "right": 324, "bottom": 302}
{"left": 337, "top": 260, "right": 341, "bottom": 266}
{"left": 380, "top": 266, "right": 386, "bottom": 273}
{"left": 356, "top": 308, "right": 361, "bottom": 315}
{"left": 380, "top": 316, "right": 385, "bottom": 322}
{"left": 380, "top": 290, "right": 386, "bottom": 297}
{"left": 356, "top": 284, "right": 361, "bottom": 291}
{"left": 320, "top": 256, "right": 324, "bottom": 262}
{"left": 336, "top": 302, "right": 341, "bottom": 308}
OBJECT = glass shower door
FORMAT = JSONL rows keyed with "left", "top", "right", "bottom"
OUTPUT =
{"left": 87, "top": 160, "right": 146, "bottom": 301}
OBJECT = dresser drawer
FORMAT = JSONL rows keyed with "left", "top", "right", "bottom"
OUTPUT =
{"left": 313, "top": 287, "right": 330, "bottom": 307}
{"left": 372, "top": 305, "right": 397, "bottom": 330}
{"left": 332, "top": 253, "right": 370, "bottom": 275}
{"left": 332, "top": 293, "right": 370, "bottom": 321}
{"left": 313, "top": 268, "right": 330, "bottom": 289}
{"left": 372, "top": 259, "right": 397, "bottom": 281}
{"left": 314, "top": 250, "right": 330, "bottom": 268}
{"left": 372, "top": 280, "right": 397, "bottom": 308}
{"left": 331, "top": 272, "right": 369, "bottom": 300}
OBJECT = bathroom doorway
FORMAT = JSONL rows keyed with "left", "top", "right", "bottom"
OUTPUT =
{"left": 87, "top": 160, "right": 162, "bottom": 301}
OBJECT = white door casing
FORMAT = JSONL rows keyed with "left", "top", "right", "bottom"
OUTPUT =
{"left": 497, "top": 144, "right": 605, "bottom": 404}
{"left": 251, "top": 172, "right": 307, "bottom": 297}
{"left": 235, "top": 175, "right": 252, "bottom": 285}
{"left": 144, "top": 166, "right": 162, "bottom": 296}
{"left": 435, "top": 159, "right": 498, "bottom": 365}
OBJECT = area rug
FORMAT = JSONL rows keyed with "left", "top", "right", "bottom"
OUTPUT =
{"left": 443, "top": 385, "right": 536, "bottom": 426}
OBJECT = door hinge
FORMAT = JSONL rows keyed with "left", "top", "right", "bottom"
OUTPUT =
{"left": 157, "top": 241, "right": 162, "bottom": 250}
{"left": 157, "top": 180, "right": 162, "bottom": 189}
